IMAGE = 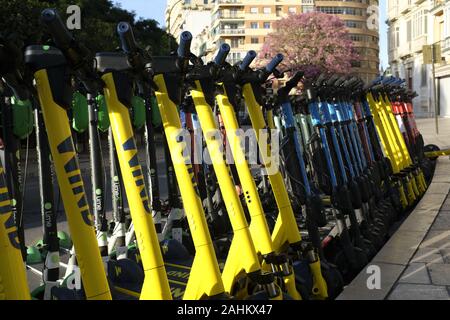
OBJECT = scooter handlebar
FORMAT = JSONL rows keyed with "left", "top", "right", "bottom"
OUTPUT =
{"left": 41, "top": 9, "right": 73, "bottom": 49}
{"left": 371, "top": 76, "right": 383, "bottom": 85}
{"left": 214, "top": 43, "right": 230, "bottom": 66}
{"left": 284, "top": 71, "right": 304, "bottom": 91}
{"left": 342, "top": 77, "right": 358, "bottom": 88}
{"left": 177, "top": 31, "right": 192, "bottom": 59}
{"left": 326, "top": 74, "right": 339, "bottom": 87}
{"left": 239, "top": 50, "right": 257, "bottom": 71}
{"left": 334, "top": 76, "right": 347, "bottom": 87}
{"left": 265, "top": 53, "right": 283, "bottom": 73}
{"left": 117, "top": 22, "right": 137, "bottom": 53}
{"left": 371, "top": 84, "right": 383, "bottom": 91}
{"left": 314, "top": 73, "right": 327, "bottom": 86}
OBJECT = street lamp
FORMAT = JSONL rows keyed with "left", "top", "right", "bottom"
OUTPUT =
{"left": 166, "top": 0, "right": 185, "bottom": 52}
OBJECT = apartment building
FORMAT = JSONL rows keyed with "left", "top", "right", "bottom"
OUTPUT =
{"left": 166, "top": 0, "right": 380, "bottom": 82}
{"left": 205, "top": 0, "right": 309, "bottom": 64}
{"left": 388, "top": 0, "right": 450, "bottom": 117}
{"left": 315, "top": 1, "right": 380, "bottom": 83}
{"left": 165, "top": 0, "right": 212, "bottom": 43}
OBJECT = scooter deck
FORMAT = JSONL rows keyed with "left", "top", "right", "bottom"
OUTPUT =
{"left": 115, "top": 258, "right": 229, "bottom": 300}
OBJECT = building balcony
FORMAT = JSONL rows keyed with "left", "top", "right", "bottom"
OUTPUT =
{"left": 398, "top": 42, "right": 413, "bottom": 59}
{"left": 432, "top": 0, "right": 446, "bottom": 10}
{"left": 219, "top": 28, "right": 245, "bottom": 35}
{"left": 411, "top": 35, "right": 428, "bottom": 53}
{"left": 442, "top": 37, "right": 450, "bottom": 52}
{"left": 217, "top": 0, "right": 243, "bottom": 5}
{"left": 217, "top": 14, "right": 244, "bottom": 20}
{"left": 398, "top": 2, "right": 411, "bottom": 15}
{"left": 389, "top": 48, "right": 398, "bottom": 63}
{"left": 387, "top": 6, "right": 399, "bottom": 22}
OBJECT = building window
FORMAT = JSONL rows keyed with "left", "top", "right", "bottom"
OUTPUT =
{"left": 412, "top": 10, "right": 427, "bottom": 39}
{"left": 263, "top": 7, "right": 271, "bottom": 14}
{"left": 263, "top": 22, "right": 270, "bottom": 29}
{"left": 421, "top": 65, "right": 427, "bottom": 87}
{"left": 407, "top": 68, "right": 413, "bottom": 91}
{"left": 276, "top": 7, "right": 282, "bottom": 17}
{"left": 407, "top": 20, "right": 411, "bottom": 42}
{"left": 250, "top": 7, "right": 258, "bottom": 14}
{"left": 445, "top": 7, "right": 450, "bottom": 39}
{"left": 317, "top": 7, "right": 364, "bottom": 16}
{"left": 395, "top": 27, "right": 400, "bottom": 48}
{"left": 251, "top": 22, "right": 258, "bottom": 29}
{"left": 251, "top": 37, "right": 259, "bottom": 44}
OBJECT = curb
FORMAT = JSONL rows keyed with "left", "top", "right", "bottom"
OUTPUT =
{"left": 337, "top": 157, "right": 450, "bottom": 300}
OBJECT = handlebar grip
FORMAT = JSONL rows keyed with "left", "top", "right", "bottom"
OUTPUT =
{"left": 265, "top": 53, "right": 283, "bottom": 73}
{"left": 342, "top": 77, "right": 358, "bottom": 88}
{"left": 382, "top": 76, "right": 395, "bottom": 85}
{"left": 177, "top": 31, "right": 192, "bottom": 58}
{"left": 239, "top": 50, "right": 257, "bottom": 71}
{"left": 117, "top": 22, "right": 137, "bottom": 53}
{"left": 41, "top": 9, "right": 74, "bottom": 49}
{"left": 285, "top": 71, "right": 304, "bottom": 90}
{"left": 315, "top": 73, "right": 327, "bottom": 86}
{"left": 284, "top": 71, "right": 304, "bottom": 95}
{"left": 214, "top": 43, "right": 230, "bottom": 66}
{"left": 371, "top": 84, "right": 383, "bottom": 91}
{"left": 334, "top": 76, "right": 347, "bottom": 87}
{"left": 326, "top": 74, "right": 339, "bottom": 86}
{"left": 371, "top": 76, "right": 383, "bottom": 85}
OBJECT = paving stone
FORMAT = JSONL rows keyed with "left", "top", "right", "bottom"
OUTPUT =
{"left": 441, "top": 198, "right": 450, "bottom": 211}
{"left": 432, "top": 165, "right": 450, "bottom": 182}
{"left": 411, "top": 247, "right": 444, "bottom": 264}
{"left": 398, "top": 263, "right": 431, "bottom": 284}
{"left": 426, "top": 183, "right": 450, "bottom": 195}
{"left": 431, "top": 174, "right": 450, "bottom": 183}
{"left": 337, "top": 263, "right": 405, "bottom": 300}
{"left": 440, "top": 249, "right": 450, "bottom": 264}
{"left": 430, "top": 215, "right": 450, "bottom": 231}
{"left": 420, "top": 230, "right": 450, "bottom": 250}
{"left": 388, "top": 283, "right": 450, "bottom": 300}
{"left": 428, "top": 264, "right": 450, "bottom": 286}
{"left": 415, "top": 193, "right": 448, "bottom": 212}
{"left": 398, "top": 213, "right": 437, "bottom": 232}
{"left": 374, "top": 231, "right": 427, "bottom": 265}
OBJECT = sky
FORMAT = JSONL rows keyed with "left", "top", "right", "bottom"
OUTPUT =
{"left": 114, "top": 0, "right": 389, "bottom": 69}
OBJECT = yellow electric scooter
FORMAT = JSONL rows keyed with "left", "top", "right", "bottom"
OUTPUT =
{"left": 185, "top": 43, "right": 284, "bottom": 299}
{"left": 367, "top": 89, "right": 426, "bottom": 207}
{"left": 239, "top": 65, "right": 340, "bottom": 300}
{"left": 213, "top": 52, "right": 329, "bottom": 299}
{"left": 148, "top": 30, "right": 228, "bottom": 300}
{"left": 25, "top": 39, "right": 112, "bottom": 300}
{"left": 379, "top": 93, "right": 427, "bottom": 194}
{"left": 39, "top": 9, "right": 170, "bottom": 300}
{"left": 0, "top": 150, "right": 30, "bottom": 300}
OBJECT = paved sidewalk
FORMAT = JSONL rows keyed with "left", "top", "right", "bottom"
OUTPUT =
{"left": 338, "top": 117, "right": 450, "bottom": 300}
{"left": 387, "top": 159, "right": 450, "bottom": 300}
{"left": 388, "top": 118, "right": 450, "bottom": 300}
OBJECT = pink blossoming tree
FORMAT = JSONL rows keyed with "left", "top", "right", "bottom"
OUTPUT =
{"left": 259, "top": 12, "right": 360, "bottom": 78}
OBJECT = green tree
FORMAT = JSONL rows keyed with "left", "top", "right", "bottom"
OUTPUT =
{"left": 0, "top": 0, "right": 176, "bottom": 55}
